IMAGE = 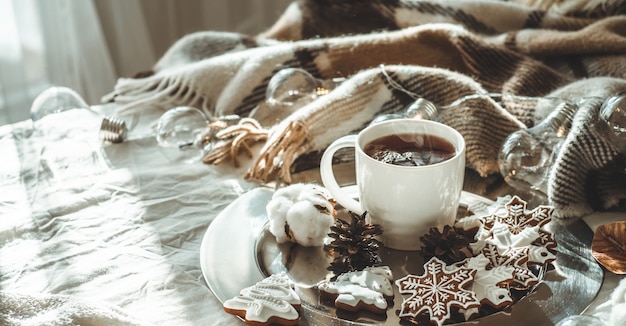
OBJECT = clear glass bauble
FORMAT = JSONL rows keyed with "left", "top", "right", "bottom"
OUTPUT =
{"left": 30, "top": 86, "right": 126, "bottom": 143}
{"left": 498, "top": 129, "right": 553, "bottom": 192}
{"left": 265, "top": 68, "right": 320, "bottom": 110}
{"left": 598, "top": 91, "right": 626, "bottom": 153}
{"left": 30, "top": 86, "right": 90, "bottom": 138}
{"left": 498, "top": 102, "right": 578, "bottom": 194}
{"left": 29, "top": 87, "right": 109, "bottom": 182}
{"left": 156, "top": 106, "right": 209, "bottom": 163}
{"left": 30, "top": 86, "right": 90, "bottom": 122}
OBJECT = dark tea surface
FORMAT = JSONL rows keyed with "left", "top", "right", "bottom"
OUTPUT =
{"left": 364, "top": 133, "right": 456, "bottom": 166}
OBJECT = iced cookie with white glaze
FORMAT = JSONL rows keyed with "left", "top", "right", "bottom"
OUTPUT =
{"left": 318, "top": 266, "right": 394, "bottom": 314}
{"left": 240, "top": 272, "right": 301, "bottom": 311}
{"left": 223, "top": 288, "right": 300, "bottom": 326}
{"left": 334, "top": 266, "right": 394, "bottom": 299}
{"left": 396, "top": 257, "right": 480, "bottom": 326}
{"left": 224, "top": 273, "right": 301, "bottom": 325}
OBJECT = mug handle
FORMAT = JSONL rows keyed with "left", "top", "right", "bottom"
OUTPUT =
{"left": 320, "top": 135, "right": 364, "bottom": 214}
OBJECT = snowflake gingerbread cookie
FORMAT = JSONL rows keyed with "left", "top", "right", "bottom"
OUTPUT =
{"left": 416, "top": 195, "right": 559, "bottom": 322}
{"left": 459, "top": 254, "right": 516, "bottom": 319}
{"left": 480, "top": 195, "right": 557, "bottom": 253}
{"left": 395, "top": 257, "right": 480, "bottom": 326}
{"left": 480, "top": 242, "right": 539, "bottom": 290}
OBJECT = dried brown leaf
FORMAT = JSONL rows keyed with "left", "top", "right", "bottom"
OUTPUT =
{"left": 591, "top": 221, "right": 626, "bottom": 274}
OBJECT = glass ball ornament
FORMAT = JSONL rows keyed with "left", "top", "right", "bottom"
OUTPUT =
{"left": 30, "top": 86, "right": 90, "bottom": 121}
{"left": 598, "top": 91, "right": 626, "bottom": 153}
{"left": 156, "top": 106, "right": 210, "bottom": 163}
{"left": 255, "top": 67, "right": 339, "bottom": 125}
{"left": 29, "top": 86, "right": 128, "bottom": 182}
{"left": 30, "top": 86, "right": 127, "bottom": 143}
{"left": 498, "top": 101, "right": 578, "bottom": 194}
{"left": 265, "top": 68, "right": 322, "bottom": 111}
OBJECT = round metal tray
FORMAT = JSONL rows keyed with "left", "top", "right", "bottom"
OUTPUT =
{"left": 200, "top": 187, "right": 602, "bottom": 325}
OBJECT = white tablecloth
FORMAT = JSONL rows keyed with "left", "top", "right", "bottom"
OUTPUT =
{"left": 0, "top": 109, "right": 624, "bottom": 325}
{"left": 0, "top": 109, "right": 256, "bottom": 325}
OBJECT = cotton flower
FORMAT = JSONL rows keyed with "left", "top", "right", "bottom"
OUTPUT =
{"left": 267, "top": 183, "right": 336, "bottom": 247}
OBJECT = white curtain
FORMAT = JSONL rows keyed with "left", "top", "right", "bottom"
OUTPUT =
{"left": 0, "top": 0, "right": 48, "bottom": 126}
{"left": 0, "top": 0, "right": 156, "bottom": 126}
{"left": 0, "top": 0, "right": 291, "bottom": 126}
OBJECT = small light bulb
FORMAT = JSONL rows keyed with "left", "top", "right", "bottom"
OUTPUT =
{"left": 265, "top": 68, "right": 321, "bottom": 110}
{"left": 370, "top": 98, "right": 439, "bottom": 125}
{"left": 156, "top": 106, "right": 210, "bottom": 163}
{"left": 498, "top": 101, "right": 578, "bottom": 194}
{"left": 254, "top": 68, "right": 338, "bottom": 125}
{"left": 30, "top": 87, "right": 128, "bottom": 182}
{"left": 598, "top": 91, "right": 626, "bottom": 153}
{"left": 405, "top": 98, "right": 439, "bottom": 120}
{"left": 30, "top": 86, "right": 127, "bottom": 143}
{"left": 30, "top": 86, "right": 89, "bottom": 121}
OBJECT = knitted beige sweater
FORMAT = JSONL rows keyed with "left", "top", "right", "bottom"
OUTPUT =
{"left": 104, "top": 0, "right": 626, "bottom": 218}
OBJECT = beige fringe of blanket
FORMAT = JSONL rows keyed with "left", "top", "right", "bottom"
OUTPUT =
{"left": 103, "top": 0, "right": 626, "bottom": 218}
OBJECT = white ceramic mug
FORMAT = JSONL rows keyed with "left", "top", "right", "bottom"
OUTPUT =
{"left": 320, "top": 119, "right": 466, "bottom": 250}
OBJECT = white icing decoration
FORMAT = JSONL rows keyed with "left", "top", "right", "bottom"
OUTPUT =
{"left": 491, "top": 221, "right": 540, "bottom": 247}
{"left": 318, "top": 266, "right": 395, "bottom": 312}
{"left": 240, "top": 273, "right": 300, "bottom": 306}
{"left": 223, "top": 289, "right": 299, "bottom": 323}
{"left": 241, "top": 283, "right": 300, "bottom": 306}
{"left": 465, "top": 255, "right": 515, "bottom": 307}
{"left": 454, "top": 215, "right": 482, "bottom": 233}
{"left": 527, "top": 244, "right": 556, "bottom": 265}
{"left": 335, "top": 266, "right": 394, "bottom": 297}
{"left": 320, "top": 282, "right": 388, "bottom": 310}
{"left": 482, "top": 222, "right": 556, "bottom": 266}
{"left": 364, "top": 266, "right": 393, "bottom": 280}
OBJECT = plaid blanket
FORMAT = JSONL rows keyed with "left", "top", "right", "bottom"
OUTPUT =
{"left": 104, "top": 0, "right": 626, "bottom": 219}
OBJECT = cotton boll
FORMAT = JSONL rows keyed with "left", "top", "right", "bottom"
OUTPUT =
{"left": 274, "top": 182, "right": 307, "bottom": 201}
{"left": 266, "top": 183, "right": 336, "bottom": 247}
{"left": 297, "top": 187, "right": 336, "bottom": 217}
{"left": 267, "top": 196, "right": 294, "bottom": 244}
{"left": 286, "top": 200, "right": 335, "bottom": 247}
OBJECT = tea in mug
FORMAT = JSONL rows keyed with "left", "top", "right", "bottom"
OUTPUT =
{"left": 363, "top": 133, "right": 456, "bottom": 166}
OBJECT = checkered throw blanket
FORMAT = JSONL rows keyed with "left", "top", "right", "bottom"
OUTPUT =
{"left": 104, "top": 0, "right": 626, "bottom": 219}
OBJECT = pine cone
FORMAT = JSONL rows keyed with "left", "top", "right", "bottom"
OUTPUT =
{"left": 327, "top": 211, "right": 383, "bottom": 277}
{"left": 418, "top": 225, "right": 474, "bottom": 265}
